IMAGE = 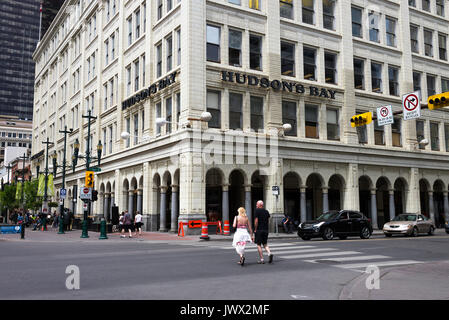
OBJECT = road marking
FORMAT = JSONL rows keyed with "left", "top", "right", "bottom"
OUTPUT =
{"left": 243, "top": 246, "right": 319, "bottom": 253}
{"left": 220, "top": 243, "right": 298, "bottom": 250}
{"left": 304, "top": 255, "right": 391, "bottom": 263}
{"left": 281, "top": 251, "right": 361, "bottom": 259}
{"left": 336, "top": 260, "right": 424, "bottom": 270}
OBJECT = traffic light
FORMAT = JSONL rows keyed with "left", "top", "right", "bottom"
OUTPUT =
{"left": 350, "top": 112, "right": 372, "bottom": 127}
{"left": 92, "top": 189, "right": 98, "bottom": 201}
{"left": 85, "top": 171, "right": 94, "bottom": 188}
{"left": 428, "top": 92, "right": 449, "bottom": 110}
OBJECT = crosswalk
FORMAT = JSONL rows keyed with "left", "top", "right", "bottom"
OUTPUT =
{"left": 172, "top": 241, "right": 424, "bottom": 272}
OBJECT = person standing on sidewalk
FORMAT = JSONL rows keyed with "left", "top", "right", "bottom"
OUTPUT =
{"left": 134, "top": 211, "right": 143, "bottom": 238}
{"left": 252, "top": 200, "right": 273, "bottom": 264}
{"left": 119, "top": 212, "right": 125, "bottom": 238}
{"left": 232, "top": 207, "right": 253, "bottom": 266}
{"left": 123, "top": 210, "right": 133, "bottom": 238}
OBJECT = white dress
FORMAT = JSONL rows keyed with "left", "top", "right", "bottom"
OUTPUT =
{"left": 232, "top": 219, "right": 252, "bottom": 255}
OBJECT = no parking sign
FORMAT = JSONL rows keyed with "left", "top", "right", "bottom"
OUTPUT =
{"left": 403, "top": 91, "right": 421, "bottom": 120}
{"left": 377, "top": 105, "right": 394, "bottom": 126}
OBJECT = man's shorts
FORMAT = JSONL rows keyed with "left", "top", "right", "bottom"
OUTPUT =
{"left": 255, "top": 230, "right": 269, "bottom": 245}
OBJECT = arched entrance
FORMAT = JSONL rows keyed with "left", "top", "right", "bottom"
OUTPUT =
{"left": 229, "top": 170, "right": 246, "bottom": 225}
{"left": 359, "top": 176, "right": 373, "bottom": 219}
{"left": 161, "top": 171, "right": 172, "bottom": 232}
{"left": 376, "top": 177, "right": 391, "bottom": 227}
{"left": 306, "top": 173, "right": 324, "bottom": 220}
{"left": 205, "top": 168, "right": 224, "bottom": 222}
{"left": 153, "top": 173, "right": 161, "bottom": 231}
{"left": 433, "top": 180, "right": 445, "bottom": 228}
{"left": 328, "top": 174, "right": 345, "bottom": 211}
{"left": 394, "top": 178, "right": 408, "bottom": 216}
{"left": 251, "top": 170, "right": 266, "bottom": 227}
{"left": 420, "top": 179, "right": 430, "bottom": 218}
{"left": 283, "top": 172, "right": 301, "bottom": 222}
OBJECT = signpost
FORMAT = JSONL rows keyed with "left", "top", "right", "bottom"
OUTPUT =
{"left": 377, "top": 105, "right": 394, "bottom": 126}
{"left": 60, "top": 188, "right": 67, "bottom": 199}
{"left": 402, "top": 91, "right": 421, "bottom": 120}
{"left": 79, "top": 187, "right": 92, "bottom": 200}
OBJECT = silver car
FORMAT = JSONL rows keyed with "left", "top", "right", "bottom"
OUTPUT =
{"left": 383, "top": 213, "right": 435, "bottom": 237}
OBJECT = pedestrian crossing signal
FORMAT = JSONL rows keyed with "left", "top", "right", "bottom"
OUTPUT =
{"left": 428, "top": 92, "right": 449, "bottom": 110}
{"left": 85, "top": 171, "right": 94, "bottom": 188}
{"left": 350, "top": 112, "right": 372, "bottom": 127}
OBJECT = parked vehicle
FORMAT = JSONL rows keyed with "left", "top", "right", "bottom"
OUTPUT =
{"left": 383, "top": 213, "right": 435, "bottom": 237}
{"left": 297, "top": 210, "right": 373, "bottom": 241}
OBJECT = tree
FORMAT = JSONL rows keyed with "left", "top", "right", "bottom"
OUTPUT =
{"left": 0, "top": 184, "right": 19, "bottom": 223}
{"left": 24, "top": 179, "right": 42, "bottom": 212}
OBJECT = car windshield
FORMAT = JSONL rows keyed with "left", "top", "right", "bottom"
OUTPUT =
{"left": 392, "top": 214, "right": 417, "bottom": 222}
{"left": 316, "top": 211, "right": 340, "bottom": 221}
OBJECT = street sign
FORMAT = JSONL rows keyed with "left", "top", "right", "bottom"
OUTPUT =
{"left": 83, "top": 202, "right": 88, "bottom": 211}
{"left": 79, "top": 187, "right": 92, "bottom": 200}
{"left": 90, "top": 167, "right": 102, "bottom": 172}
{"left": 188, "top": 220, "right": 202, "bottom": 228}
{"left": 60, "top": 188, "right": 67, "bottom": 199}
{"left": 403, "top": 92, "right": 421, "bottom": 120}
{"left": 272, "top": 186, "right": 280, "bottom": 196}
{"left": 377, "top": 105, "right": 394, "bottom": 126}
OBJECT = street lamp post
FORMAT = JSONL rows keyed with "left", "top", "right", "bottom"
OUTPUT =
{"left": 18, "top": 153, "right": 29, "bottom": 239}
{"left": 41, "top": 137, "right": 54, "bottom": 231}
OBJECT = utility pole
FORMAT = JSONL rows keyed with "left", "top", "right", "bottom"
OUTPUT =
{"left": 19, "top": 153, "right": 29, "bottom": 239}
{"left": 42, "top": 137, "right": 54, "bottom": 231}
{"left": 56, "top": 126, "right": 73, "bottom": 235}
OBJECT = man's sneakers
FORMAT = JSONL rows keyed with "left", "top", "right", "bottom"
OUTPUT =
{"left": 268, "top": 254, "right": 274, "bottom": 264}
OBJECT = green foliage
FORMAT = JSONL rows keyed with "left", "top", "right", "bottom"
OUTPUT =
{"left": 24, "top": 179, "right": 42, "bottom": 211}
{"left": 0, "top": 184, "right": 19, "bottom": 211}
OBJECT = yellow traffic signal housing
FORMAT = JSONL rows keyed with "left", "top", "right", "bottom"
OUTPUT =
{"left": 85, "top": 171, "right": 94, "bottom": 188}
{"left": 350, "top": 112, "right": 372, "bottom": 127}
{"left": 428, "top": 92, "right": 449, "bottom": 110}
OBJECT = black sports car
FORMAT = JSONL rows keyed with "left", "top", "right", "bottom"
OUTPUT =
{"left": 297, "top": 210, "right": 373, "bottom": 241}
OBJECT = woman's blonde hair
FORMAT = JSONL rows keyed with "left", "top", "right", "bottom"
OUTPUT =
{"left": 238, "top": 207, "right": 247, "bottom": 217}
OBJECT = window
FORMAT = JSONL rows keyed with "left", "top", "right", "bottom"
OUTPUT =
{"left": 156, "top": 44, "right": 162, "bottom": 78}
{"left": 305, "top": 104, "right": 319, "bottom": 138}
{"left": 135, "top": 9, "right": 140, "bottom": 39}
{"left": 422, "top": 0, "right": 430, "bottom": 12}
{"left": 439, "top": 34, "right": 447, "bottom": 60}
{"left": 323, "top": 0, "right": 335, "bottom": 30}
{"left": 409, "top": 0, "right": 416, "bottom": 7}
{"left": 416, "top": 120, "right": 425, "bottom": 149}
{"left": 325, "top": 52, "right": 337, "bottom": 84}
{"left": 111, "top": 33, "right": 116, "bottom": 60}
{"left": 280, "top": 0, "right": 293, "bottom": 19}
{"left": 229, "top": 29, "right": 242, "bottom": 67}
{"left": 249, "top": 0, "right": 260, "bottom": 10}
{"left": 354, "top": 58, "right": 364, "bottom": 89}
{"left": 133, "top": 114, "right": 138, "bottom": 145}
{"left": 229, "top": 93, "right": 243, "bottom": 130}
{"left": 110, "top": 78, "right": 114, "bottom": 106}
{"left": 281, "top": 42, "right": 295, "bottom": 76}
{"left": 427, "top": 75, "right": 436, "bottom": 97}
{"left": 166, "top": 98, "right": 172, "bottom": 134}
{"left": 430, "top": 122, "right": 439, "bottom": 151}
{"left": 374, "top": 121, "right": 384, "bottom": 145}
{"left": 166, "top": 36, "right": 173, "bottom": 71}
{"left": 445, "top": 125, "right": 449, "bottom": 152}
{"left": 371, "top": 62, "right": 382, "bottom": 93}
{"left": 250, "top": 96, "right": 264, "bottom": 132}
{"left": 282, "top": 101, "right": 297, "bottom": 136}
{"left": 177, "top": 29, "right": 181, "bottom": 66}
{"left": 303, "top": 47, "right": 316, "bottom": 80}
{"left": 207, "top": 25, "right": 220, "bottom": 63}
{"left": 142, "top": 55, "right": 146, "bottom": 86}
{"left": 127, "top": 16, "right": 132, "bottom": 46}
{"left": 388, "top": 66, "right": 399, "bottom": 96}
{"left": 229, "top": 0, "right": 241, "bottom": 4}
{"left": 103, "top": 84, "right": 108, "bottom": 110}
{"left": 302, "top": 0, "right": 314, "bottom": 24}
{"left": 126, "top": 117, "right": 130, "bottom": 147}
{"left": 176, "top": 93, "right": 181, "bottom": 127}
{"left": 410, "top": 25, "right": 419, "bottom": 53}
{"left": 386, "top": 18, "right": 396, "bottom": 47}
{"left": 436, "top": 0, "right": 444, "bottom": 16}
{"left": 126, "top": 66, "right": 131, "bottom": 96}
{"left": 105, "top": 40, "right": 109, "bottom": 65}
{"left": 156, "top": 103, "right": 162, "bottom": 135}
{"left": 167, "top": 0, "right": 173, "bottom": 12}
{"left": 134, "top": 60, "right": 140, "bottom": 92}
{"left": 413, "top": 71, "right": 421, "bottom": 94}
{"left": 424, "top": 29, "right": 433, "bottom": 57}
{"left": 158, "top": 0, "right": 163, "bottom": 20}
{"left": 352, "top": 7, "right": 362, "bottom": 38}
{"left": 207, "top": 90, "right": 221, "bottom": 129}
{"left": 442, "top": 78, "right": 449, "bottom": 92}
{"left": 108, "top": 126, "right": 113, "bottom": 154}
{"left": 368, "top": 12, "right": 379, "bottom": 42}
{"left": 327, "top": 108, "right": 339, "bottom": 140}
{"left": 392, "top": 117, "right": 401, "bottom": 147}
{"left": 250, "top": 35, "right": 262, "bottom": 70}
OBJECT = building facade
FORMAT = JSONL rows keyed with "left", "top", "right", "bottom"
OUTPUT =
{"left": 0, "top": 116, "right": 33, "bottom": 166}
{"left": 32, "top": 0, "right": 449, "bottom": 233}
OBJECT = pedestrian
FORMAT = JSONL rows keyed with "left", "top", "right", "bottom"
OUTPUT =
{"left": 69, "top": 210, "right": 74, "bottom": 231}
{"left": 123, "top": 210, "right": 133, "bottom": 238}
{"left": 63, "top": 210, "right": 70, "bottom": 231}
{"left": 134, "top": 211, "right": 143, "bottom": 238}
{"left": 253, "top": 200, "right": 273, "bottom": 264}
{"left": 232, "top": 207, "right": 253, "bottom": 266}
{"left": 119, "top": 212, "right": 125, "bottom": 237}
{"left": 282, "top": 214, "right": 293, "bottom": 234}
{"left": 52, "top": 213, "right": 59, "bottom": 229}
{"left": 17, "top": 213, "right": 24, "bottom": 226}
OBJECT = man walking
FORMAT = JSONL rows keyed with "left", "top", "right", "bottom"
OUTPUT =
{"left": 252, "top": 200, "right": 273, "bottom": 264}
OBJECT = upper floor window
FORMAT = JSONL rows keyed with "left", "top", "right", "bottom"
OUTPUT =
{"left": 430, "top": 122, "right": 439, "bottom": 151}
{"left": 416, "top": 120, "right": 425, "bottom": 149}
{"left": 166, "top": 36, "right": 173, "bottom": 71}
{"left": 281, "top": 41, "right": 295, "bottom": 76}
{"left": 323, "top": 0, "right": 335, "bottom": 30}
{"left": 325, "top": 52, "right": 337, "bottom": 84}
{"left": 135, "top": 9, "right": 141, "bottom": 39}
{"left": 392, "top": 117, "right": 402, "bottom": 147}
{"left": 427, "top": 75, "right": 436, "bottom": 97}
{"left": 436, "top": 0, "right": 444, "bottom": 16}
{"left": 207, "top": 25, "right": 221, "bottom": 63}
{"left": 413, "top": 71, "right": 421, "bottom": 95}
{"left": 167, "top": 0, "right": 173, "bottom": 12}
{"left": 424, "top": 29, "right": 433, "bottom": 57}
{"left": 303, "top": 46, "right": 317, "bottom": 81}
{"left": 422, "top": 0, "right": 430, "bottom": 12}
{"left": 386, "top": 17, "right": 396, "bottom": 47}
{"left": 280, "top": 0, "right": 293, "bottom": 19}
{"left": 410, "top": 25, "right": 419, "bottom": 53}
{"left": 229, "top": 0, "right": 241, "bottom": 4}
{"left": 409, "top": 0, "right": 416, "bottom": 7}
{"left": 156, "top": 44, "right": 162, "bottom": 77}
{"left": 229, "top": 92, "right": 243, "bottom": 130}
{"left": 158, "top": 0, "right": 163, "bottom": 20}
{"left": 282, "top": 101, "right": 297, "bottom": 137}
{"left": 371, "top": 62, "right": 382, "bottom": 93}
{"left": 368, "top": 12, "right": 380, "bottom": 42}
{"left": 229, "top": 29, "right": 242, "bottom": 67}
{"left": 250, "top": 96, "right": 264, "bottom": 132}
{"left": 302, "top": 0, "right": 315, "bottom": 24}
{"left": 352, "top": 7, "right": 362, "bottom": 38}
{"left": 388, "top": 66, "right": 399, "bottom": 96}
{"left": 207, "top": 90, "right": 221, "bottom": 129}
{"left": 354, "top": 58, "right": 365, "bottom": 90}
{"left": 249, "top": 0, "right": 260, "bottom": 10}
{"left": 250, "top": 34, "right": 262, "bottom": 70}
{"left": 439, "top": 34, "right": 447, "bottom": 60}
{"left": 305, "top": 104, "right": 319, "bottom": 138}
{"left": 326, "top": 108, "right": 339, "bottom": 140}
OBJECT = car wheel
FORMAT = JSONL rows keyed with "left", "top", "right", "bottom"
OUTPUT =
{"left": 411, "top": 227, "right": 419, "bottom": 237}
{"left": 428, "top": 226, "right": 435, "bottom": 236}
{"left": 301, "top": 236, "right": 311, "bottom": 241}
{"left": 360, "top": 227, "right": 371, "bottom": 239}
{"left": 322, "top": 227, "right": 334, "bottom": 240}
{"left": 385, "top": 233, "right": 392, "bottom": 237}
{"left": 339, "top": 236, "right": 347, "bottom": 240}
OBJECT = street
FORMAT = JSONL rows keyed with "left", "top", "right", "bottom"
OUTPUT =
{"left": 1, "top": 230, "right": 449, "bottom": 301}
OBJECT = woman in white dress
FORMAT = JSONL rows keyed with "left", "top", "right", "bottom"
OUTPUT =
{"left": 232, "top": 207, "right": 253, "bottom": 266}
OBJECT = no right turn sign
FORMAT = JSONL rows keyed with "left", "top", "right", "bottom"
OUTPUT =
{"left": 403, "top": 91, "right": 421, "bottom": 120}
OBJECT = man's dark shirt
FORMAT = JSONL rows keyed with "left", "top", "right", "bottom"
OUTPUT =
{"left": 255, "top": 208, "right": 270, "bottom": 231}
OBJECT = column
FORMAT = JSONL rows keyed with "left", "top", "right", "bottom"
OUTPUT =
{"left": 170, "top": 185, "right": 179, "bottom": 233}
{"left": 103, "top": 193, "right": 110, "bottom": 219}
{"left": 136, "top": 189, "right": 143, "bottom": 214}
{"left": 222, "top": 184, "right": 229, "bottom": 234}
{"left": 389, "top": 189, "right": 396, "bottom": 221}
{"left": 159, "top": 186, "right": 167, "bottom": 232}
{"left": 244, "top": 184, "right": 252, "bottom": 225}
{"left": 370, "top": 189, "right": 378, "bottom": 229}
{"left": 128, "top": 190, "right": 134, "bottom": 216}
{"left": 300, "top": 186, "right": 307, "bottom": 223}
{"left": 322, "top": 187, "right": 329, "bottom": 213}
{"left": 110, "top": 192, "right": 115, "bottom": 222}
{"left": 443, "top": 191, "right": 449, "bottom": 224}
{"left": 428, "top": 191, "right": 435, "bottom": 224}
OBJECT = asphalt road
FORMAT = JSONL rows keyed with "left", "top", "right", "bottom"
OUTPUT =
{"left": 1, "top": 231, "right": 449, "bottom": 301}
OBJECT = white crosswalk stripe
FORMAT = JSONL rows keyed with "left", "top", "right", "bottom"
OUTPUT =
{"left": 305, "top": 255, "right": 391, "bottom": 263}
{"left": 335, "top": 260, "right": 424, "bottom": 270}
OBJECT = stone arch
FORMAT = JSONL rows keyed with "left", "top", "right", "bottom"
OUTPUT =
{"left": 306, "top": 172, "right": 325, "bottom": 220}
{"left": 376, "top": 177, "right": 392, "bottom": 226}
{"left": 283, "top": 172, "right": 302, "bottom": 223}
{"left": 433, "top": 179, "right": 446, "bottom": 227}
{"left": 394, "top": 178, "right": 408, "bottom": 216}
{"left": 250, "top": 170, "right": 267, "bottom": 228}
{"left": 328, "top": 174, "right": 345, "bottom": 211}
{"left": 359, "top": 175, "right": 373, "bottom": 220}
{"left": 206, "top": 168, "right": 225, "bottom": 222}
{"left": 229, "top": 169, "right": 247, "bottom": 224}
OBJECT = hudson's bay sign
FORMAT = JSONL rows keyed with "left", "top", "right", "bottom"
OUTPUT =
{"left": 221, "top": 71, "right": 337, "bottom": 99}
